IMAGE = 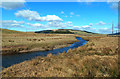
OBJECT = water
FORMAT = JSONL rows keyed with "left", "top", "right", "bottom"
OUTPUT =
{"left": 2, "top": 37, "right": 87, "bottom": 68}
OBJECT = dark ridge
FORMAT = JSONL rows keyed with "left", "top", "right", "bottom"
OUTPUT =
{"left": 35, "top": 30, "right": 74, "bottom": 34}
{"left": 108, "top": 32, "right": 120, "bottom": 35}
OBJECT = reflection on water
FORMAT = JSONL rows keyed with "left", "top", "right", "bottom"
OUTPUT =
{"left": 2, "top": 37, "right": 87, "bottom": 68}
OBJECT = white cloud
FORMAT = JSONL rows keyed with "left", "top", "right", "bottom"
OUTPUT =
{"left": 65, "top": 16, "right": 68, "bottom": 17}
{"left": 73, "top": 25, "right": 91, "bottom": 30}
{"left": 47, "top": 21, "right": 65, "bottom": 28}
{"left": 89, "top": 23, "right": 93, "bottom": 26}
{"left": 15, "top": 10, "right": 63, "bottom": 21}
{"left": 70, "top": 12, "right": 74, "bottom": 15}
{"left": 76, "top": 15, "right": 80, "bottom": 17}
{"left": 107, "top": 0, "right": 119, "bottom": 10}
{"left": 1, "top": 20, "right": 49, "bottom": 29}
{"left": 65, "top": 21, "right": 73, "bottom": 27}
{"left": 1, "top": 0, "right": 26, "bottom": 2}
{"left": 66, "top": 21, "right": 72, "bottom": 24}
{"left": 70, "top": 16, "right": 72, "bottom": 17}
{"left": 77, "top": 0, "right": 97, "bottom": 2}
{"left": 47, "top": 21, "right": 73, "bottom": 28}
{"left": 72, "top": 22, "right": 112, "bottom": 34}
{"left": 72, "top": 24, "right": 98, "bottom": 33}
{"left": 77, "top": 0, "right": 119, "bottom": 2}
{"left": 64, "top": 15, "right": 68, "bottom": 17}
{"left": 26, "top": 23, "right": 42, "bottom": 27}
{"left": 61, "top": 11, "right": 64, "bottom": 14}
{"left": 95, "top": 21, "right": 106, "bottom": 25}
{"left": 110, "top": 3, "right": 118, "bottom": 9}
{"left": 1, "top": 20, "right": 24, "bottom": 24}
{"left": 15, "top": 10, "right": 41, "bottom": 21}
{"left": 44, "top": 15, "right": 63, "bottom": 21}
{"left": 1, "top": 20, "right": 25, "bottom": 29}
{"left": 81, "top": 25, "right": 91, "bottom": 28}
{"left": 0, "top": 0, "right": 26, "bottom": 9}
{"left": 98, "top": 28, "right": 112, "bottom": 34}
{"left": 26, "top": 23, "right": 48, "bottom": 28}
{"left": 107, "top": 0, "right": 119, "bottom": 2}
{"left": 72, "top": 26, "right": 81, "bottom": 30}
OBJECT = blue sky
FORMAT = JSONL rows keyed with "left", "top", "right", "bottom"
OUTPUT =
{"left": 0, "top": 1, "right": 119, "bottom": 34}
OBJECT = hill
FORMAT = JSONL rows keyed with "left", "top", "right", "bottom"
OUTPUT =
{"left": 1, "top": 28, "right": 104, "bottom": 36}
{"left": 108, "top": 32, "right": 120, "bottom": 35}
{"left": 35, "top": 29, "right": 104, "bottom": 36}
{"left": 0, "top": 28, "right": 23, "bottom": 34}
{"left": 35, "top": 29, "right": 74, "bottom": 34}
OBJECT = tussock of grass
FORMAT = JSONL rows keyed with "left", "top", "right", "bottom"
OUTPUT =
{"left": 2, "top": 36, "right": 119, "bottom": 77}
{"left": 2, "top": 32, "right": 78, "bottom": 54}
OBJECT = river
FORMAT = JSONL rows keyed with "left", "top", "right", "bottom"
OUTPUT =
{"left": 2, "top": 37, "right": 87, "bottom": 68}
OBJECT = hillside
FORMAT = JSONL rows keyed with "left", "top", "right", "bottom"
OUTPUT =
{"left": 35, "top": 29, "right": 104, "bottom": 36}
{"left": 0, "top": 28, "right": 105, "bottom": 36}
{"left": 108, "top": 32, "right": 120, "bottom": 35}
{"left": 35, "top": 29, "right": 74, "bottom": 34}
{"left": 0, "top": 28, "right": 23, "bottom": 34}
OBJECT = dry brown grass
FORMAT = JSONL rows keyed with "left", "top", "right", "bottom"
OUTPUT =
{"left": 2, "top": 36, "right": 119, "bottom": 77}
{"left": 2, "top": 33, "right": 78, "bottom": 55}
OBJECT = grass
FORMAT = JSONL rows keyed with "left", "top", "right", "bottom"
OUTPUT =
{"left": 2, "top": 35, "right": 119, "bottom": 77}
{"left": 2, "top": 29, "right": 78, "bottom": 55}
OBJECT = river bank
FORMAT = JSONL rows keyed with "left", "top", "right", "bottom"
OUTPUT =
{"left": 2, "top": 33, "right": 78, "bottom": 55}
{"left": 2, "top": 37, "right": 87, "bottom": 68}
{"left": 2, "top": 36, "right": 119, "bottom": 77}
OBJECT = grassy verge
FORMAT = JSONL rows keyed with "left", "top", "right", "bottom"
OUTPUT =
{"left": 2, "top": 36, "right": 119, "bottom": 77}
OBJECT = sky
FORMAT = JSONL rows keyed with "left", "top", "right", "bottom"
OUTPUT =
{"left": 0, "top": 0, "right": 119, "bottom": 34}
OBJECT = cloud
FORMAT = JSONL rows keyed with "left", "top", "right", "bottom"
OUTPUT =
{"left": 26, "top": 23, "right": 43, "bottom": 27}
{"left": 76, "top": 15, "right": 80, "bottom": 17}
{"left": 0, "top": 19, "right": 73, "bottom": 30}
{"left": 70, "top": 12, "right": 74, "bottom": 15}
{"left": 110, "top": 3, "right": 118, "bottom": 9}
{"left": 26, "top": 23, "right": 48, "bottom": 28}
{"left": 61, "top": 11, "right": 64, "bottom": 14}
{"left": 15, "top": 10, "right": 63, "bottom": 21}
{"left": 98, "top": 28, "right": 112, "bottom": 34}
{"left": 77, "top": 0, "right": 98, "bottom": 2}
{"left": 72, "top": 23, "right": 99, "bottom": 33}
{"left": 15, "top": 10, "right": 41, "bottom": 21}
{"left": 89, "top": 23, "right": 93, "bottom": 26}
{"left": 65, "top": 21, "right": 73, "bottom": 27}
{"left": 77, "top": 0, "right": 119, "bottom": 2}
{"left": 81, "top": 25, "right": 91, "bottom": 28}
{"left": 64, "top": 15, "right": 68, "bottom": 17}
{"left": 107, "top": 0, "right": 119, "bottom": 10}
{"left": 95, "top": 21, "right": 106, "bottom": 25}
{"left": 44, "top": 15, "right": 63, "bottom": 21}
{"left": 70, "top": 16, "right": 72, "bottom": 17}
{"left": 114, "top": 25, "right": 118, "bottom": 28}
{"left": 72, "top": 24, "right": 91, "bottom": 30}
{"left": 0, "top": 0, "right": 26, "bottom": 10}
{"left": 107, "top": 0, "right": 119, "bottom": 2}
{"left": 66, "top": 21, "right": 72, "bottom": 24}
{"left": 0, "top": 20, "right": 48, "bottom": 30}
{"left": 1, "top": 20, "right": 24, "bottom": 24}
{"left": 80, "top": 25, "right": 95, "bottom": 32}
{"left": 47, "top": 21, "right": 64, "bottom": 28}
{"left": 72, "top": 26, "right": 81, "bottom": 30}
{"left": 0, "top": 20, "right": 25, "bottom": 29}
{"left": 47, "top": 21, "right": 73, "bottom": 28}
